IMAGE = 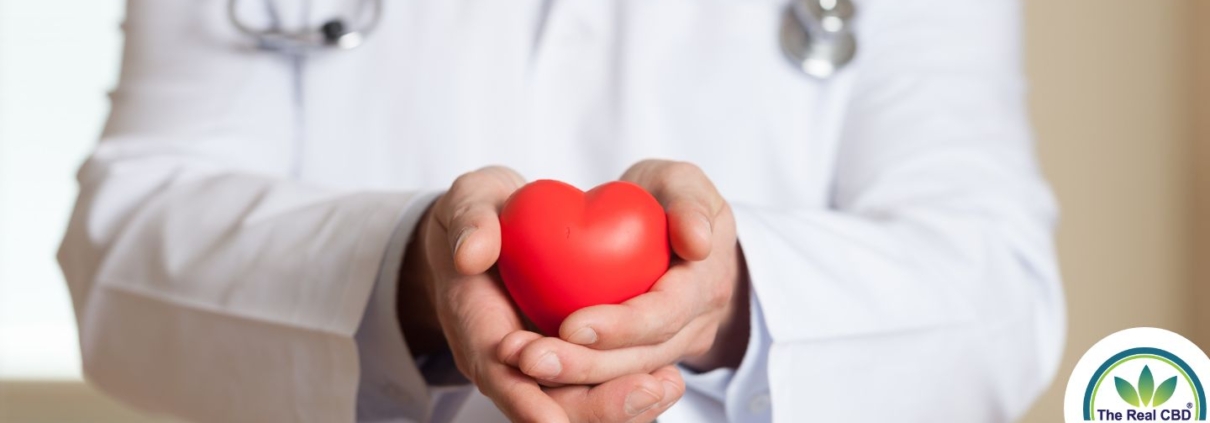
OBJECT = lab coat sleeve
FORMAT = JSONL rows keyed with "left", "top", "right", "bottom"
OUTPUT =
{"left": 356, "top": 192, "right": 479, "bottom": 423}
{"left": 731, "top": 0, "right": 1064, "bottom": 421}
{"left": 56, "top": 1, "right": 429, "bottom": 421}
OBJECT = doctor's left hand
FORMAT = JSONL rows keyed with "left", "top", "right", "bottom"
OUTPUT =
{"left": 499, "top": 160, "right": 751, "bottom": 387}
{"left": 399, "top": 166, "right": 687, "bottom": 423}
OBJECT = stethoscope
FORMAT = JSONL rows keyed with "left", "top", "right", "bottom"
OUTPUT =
{"left": 228, "top": 0, "right": 855, "bottom": 79}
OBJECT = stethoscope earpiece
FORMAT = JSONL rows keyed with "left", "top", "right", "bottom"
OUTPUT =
{"left": 780, "top": 0, "right": 857, "bottom": 79}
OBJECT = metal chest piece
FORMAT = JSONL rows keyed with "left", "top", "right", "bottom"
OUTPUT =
{"left": 780, "top": 0, "right": 856, "bottom": 79}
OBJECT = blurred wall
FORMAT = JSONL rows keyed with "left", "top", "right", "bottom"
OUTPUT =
{"left": 1019, "top": 0, "right": 1202, "bottom": 420}
{"left": 1193, "top": 0, "right": 1210, "bottom": 359}
{"left": 0, "top": 0, "right": 123, "bottom": 380}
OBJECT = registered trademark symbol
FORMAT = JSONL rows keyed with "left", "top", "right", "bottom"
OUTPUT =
{"left": 1189, "top": 402, "right": 1194, "bottom": 409}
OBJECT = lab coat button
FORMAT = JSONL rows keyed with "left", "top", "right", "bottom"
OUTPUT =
{"left": 748, "top": 393, "right": 771, "bottom": 413}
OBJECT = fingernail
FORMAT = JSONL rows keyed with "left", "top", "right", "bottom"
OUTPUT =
{"left": 567, "top": 327, "right": 597, "bottom": 345}
{"left": 661, "top": 380, "right": 679, "bottom": 405}
{"left": 453, "top": 227, "right": 474, "bottom": 255}
{"left": 625, "top": 388, "right": 661, "bottom": 416}
{"left": 528, "top": 352, "right": 562, "bottom": 379}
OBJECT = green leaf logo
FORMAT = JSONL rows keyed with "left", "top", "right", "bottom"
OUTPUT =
{"left": 1115, "top": 365, "right": 1180, "bottom": 407}
{"left": 1116, "top": 376, "right": 1141, "bottom": 407}
{"left": 1139, "top": 366, "right": 1155, "bottom": 406}
{"left": 1153, "top": 376, "right": 1178, "bottom": 407}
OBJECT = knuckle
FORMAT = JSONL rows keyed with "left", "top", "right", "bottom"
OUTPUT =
{"left": 641, "top": 323, "right": 679, "bottom": 345}
{"left": 665, "top": 198, "right": 695, "bottom": 214}
{"left": 449, "top": 202, "right": 478, "bottom": 226}
{"left": 476, "top": 166, "right": 524, "bottom": 196}
{"left": 450, "top": 171, "right": 484, "bottom": 194}
{"left": 686, "top": 337, "right": 713, "bottom": 357}
{"left": 664, "top": 161, "right": 703, "bottom": 180}
{"left": 566, "top": 352, "right": 595, "bottom": 385}
{"left": 568, "top": 369, "right": 592, "bottom": 386}
{"left": 479, "top": 165, "right": 525, "bottom": 189}
{"left": 631, "top": 307, "right": 670, "bottom": 340}
{"left": 637, "top": 302, "right": 684, "bottom": 343}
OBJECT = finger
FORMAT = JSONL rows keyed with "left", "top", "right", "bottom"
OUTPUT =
{"left": 649, "top": 364, "right": 687, "bottom": 412}
{"left": 559, "top": 265, "right": 708, "bottom": 349}
{"left": 498, "top": 331, "right": 571, "bottom": 388}
{"left": 434, "top": 166, "right": 525, "bottom": 275}
{"left": 498, "top": 330, "right": 543, "bottom": 366}
{"left": 516, "top": 319, "right": 710, "bottom": 385}
{"left": 544, "top": 365, "right": 684, "bottom": 423}
{"left": 480, "top": 362, "right": 570, "bottom": 423}
{"left": 620, "top": 160, "right": 723, "bottom": 261}
{"left": 436, "top": 274, "right": 567, "bottom": 422}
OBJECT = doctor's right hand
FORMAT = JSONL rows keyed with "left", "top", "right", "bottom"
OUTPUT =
{"left": 398, "top": 166, "right": 686, "bottom": 423}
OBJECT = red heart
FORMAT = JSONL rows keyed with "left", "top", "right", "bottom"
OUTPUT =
{"left": 498, "top": 180, "right": 670, "bottom": 336}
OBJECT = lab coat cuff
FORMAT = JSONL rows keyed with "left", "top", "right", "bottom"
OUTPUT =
{"left": 724, "top": 282, "right": 774, "bottom": 422}
{"left": 355, "top": 191, "right": 443, "bottom": 422}
{"left": 679, "top": 280, "right": 774, "bottom": 422}
{"left": 730, "top": 204, "right": 794, "bottom": 343}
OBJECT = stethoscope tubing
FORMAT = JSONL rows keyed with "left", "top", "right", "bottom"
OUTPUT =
{"left": 228, "top": 0, "right": 853, "bottom": 78}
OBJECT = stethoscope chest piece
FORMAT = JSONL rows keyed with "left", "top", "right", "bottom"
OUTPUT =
{"left": 780, "top": 0, "right": 856, "bottom": 79}
{"left": 229, "top": 0, "right": 382, "bottom": 53}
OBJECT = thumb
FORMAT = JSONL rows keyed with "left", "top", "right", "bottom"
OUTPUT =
{"left": 435, "top": 166, "right": 526, "bottom": 275}
{"left": 621, "top": 160, "right": 722, "bottom": 261}
{"left": 665, "top": 197, "right": 714, "bottom": 261}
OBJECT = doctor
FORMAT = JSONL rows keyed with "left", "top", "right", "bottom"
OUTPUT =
{"left": 58, "top": 0, "right": 1065, "bottom": 421}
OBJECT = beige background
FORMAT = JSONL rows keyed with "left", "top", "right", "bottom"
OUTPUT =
{"left": 2, "top": 0, "right": 1207, "bottom": 421}
{"left": 1193, "top": 0, "right": 1210, "bottom": 375}
{"left": 1020, "top": 0, "right": 1207, "bottom": 420}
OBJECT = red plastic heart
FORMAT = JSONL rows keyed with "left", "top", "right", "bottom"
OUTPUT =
{"left": 498, "top": 179, "right": 670, "bottom": 336}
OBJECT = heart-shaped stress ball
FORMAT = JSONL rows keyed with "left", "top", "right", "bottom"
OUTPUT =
{"left": 498, "top": 180, "right": 671, "bottom": 336}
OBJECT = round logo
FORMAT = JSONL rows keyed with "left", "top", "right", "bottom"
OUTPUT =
{"left": 1065, "top": 328, "right": 1210, "bottom": 421}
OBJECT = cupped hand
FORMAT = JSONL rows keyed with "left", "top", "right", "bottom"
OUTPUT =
{"left": 404, "top": 165, "right": 687, "bottom": 422}
{"left": 499, "top": 160, "right": 750, "bottom": 387}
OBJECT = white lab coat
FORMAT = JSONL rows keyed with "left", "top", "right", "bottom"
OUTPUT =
{"left": 58, "top": 0, "right": 1065, "bottom": 421}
